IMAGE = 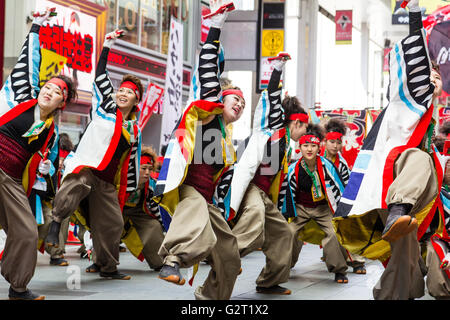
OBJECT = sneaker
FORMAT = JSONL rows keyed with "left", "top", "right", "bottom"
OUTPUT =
{"left": 8, "top": 287, "right": 45, "bottom": 300}
{"left": 50, "top": 258, "right": 69, "bottom": 266}
{"left": 382, "top": 203, "right": 416, "bottom": 242}
{"left": 99, "top": 270, "right": 131, "bottom": 280}
{"left": 256, "top": 285, "right": 291, "bottom": 295}
{"left": 45, "top": 221, "right": 61, "bottom": 248}
{"left": 158, "top": 263, "right": 185, "bottom": 285}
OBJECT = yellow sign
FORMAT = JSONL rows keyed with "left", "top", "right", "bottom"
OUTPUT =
{"left": 261, "top": 29, "right": 284, "bottom": 57}
{"left": 39, "top": 48, "right": 68, "bottom": 87}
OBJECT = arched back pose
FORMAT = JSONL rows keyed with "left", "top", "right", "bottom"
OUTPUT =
{"left": 334, "top": 0, "right": 445, "bottom": 299}
{"left": 0, "top": 9, "right": 77, "bottom": 300}
{"left": 46, "top": 28, "right": 143, "bottom": 281}
{"left": 154, "top": 0, "right": 245, "bottom": 300}
{"left": 228, "top": 53, "right": 309, "bottom": 295}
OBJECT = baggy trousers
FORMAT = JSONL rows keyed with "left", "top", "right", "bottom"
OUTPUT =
{"left": 231, "top": 183, "right": 293, "bottom": 287}
{"left": 123, "top": 205, "right": 164, "bottom": 269}
{"left": 0, "top": 169, "right": 39, "bottom": 292}
{"left": 158, "top": 185, "right": 241, "bottom": 300}
{"left": 52, "top": 169, "right": 124, "bottom": 273}
{"left": 373, "top": 148, "right": 438, "bottom": 300}
{"left": 289, "top": 203, "right": 348, "bottom": 275}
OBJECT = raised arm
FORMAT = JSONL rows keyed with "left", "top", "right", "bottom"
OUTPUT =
{"left": 406, "top": 0, "right": 423, "bottom": 34}
{"left": 0, "top": 9, "right": 54, "bottom": 109}
{"left": 92, "top": 29, "right": 125, "bottom": 115}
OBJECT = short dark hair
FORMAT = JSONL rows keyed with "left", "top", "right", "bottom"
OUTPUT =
{"left": 120, "top": 74, "right": 144, "bottom": 102}
{"left": 325, "top": 118, "right": 347, "bottom": 136}
{"left": 52, "top": 74, "right": 78, "bottom": 105}
{"left": 440, "top": 121, "right": 450, "bottom": 136}
{"left": 282, "top": 95, "right": 307, "bottom": 126}
{"left": 59, "top": 132, "right": 74, "bottom": 151}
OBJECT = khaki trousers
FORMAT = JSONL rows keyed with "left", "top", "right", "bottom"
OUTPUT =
{"left": 232, "top": 183, "right": 293, "bottom": 287}
{"left": 373, "top": 148, "right": 438, "bottom": 300}
{"left": 425, "top": 241, "right": 450, "bottom": 299}
{"left": 52, "top": 169, "right": 124, "bottom": 273}
{"left": 289, "top": 204, "right": 348, "bottom": 274}
{"left": 159, "top": 185, "right": 241, "bottom": 300}
{"left": 123, "top": 205, "right": 164, "bottom": 269}
{"left": 38, "top": 203, "right": 69, "bottom": 259}
{"left": 0, "top": 169, "right": 38, "bottom": 292}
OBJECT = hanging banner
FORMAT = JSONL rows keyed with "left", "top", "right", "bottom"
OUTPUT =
{"left": 335, "top": 10, "right": 353, "bottom": 45}
{"left": 39, "top": 48, "right": 68, "bottom": 86}
{"left": 138, "top": 82, "right": 164, "bottom": 129}
{"left": 160, "top": 17, "right": 184, "bottom": 151}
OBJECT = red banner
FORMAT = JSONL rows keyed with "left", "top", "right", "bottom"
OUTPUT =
{"left": 439, "top": 107, "right": 450, "bottom": 126}
{"left": 138, "top": 82, "right": 164, "bottom": 129}
{"left": 335, "top": 10, "right": 353, "bottom": 45}
{"left": 314, "top": 109, "right": 367, "bottom": 169}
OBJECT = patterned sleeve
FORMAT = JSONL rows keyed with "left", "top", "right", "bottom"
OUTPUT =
{"left": 198, "top": 27, "right": 222, "bottom": 103}
{"left": 0, "top": 24, "right": 42, "bottom": 109}
{"left": 266, "top": 68, "right": 284, "bottom": 129}
{"left": 91, "top": 47, "right": 116, "bottom": 116}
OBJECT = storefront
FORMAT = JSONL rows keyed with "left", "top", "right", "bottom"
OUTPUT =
{"left": 4, "top": 0, "right": 200, "bottom": 150}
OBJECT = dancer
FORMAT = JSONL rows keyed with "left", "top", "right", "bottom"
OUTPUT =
{"left": 322, "top": 119, "right": 366, "bottom": 274}
{"left": 334, "top": 0, "right": 444, "bottom": 299}
{"left": 282, "top": 124, "right": 349, "bottom": 283}
{"left": 229, "top": 53, "right": 308, "bottom": 295}
{"left": 121, "top": 145, "right": 164, "bottom": 271}
{"left": 0, "top": 9, "right": 77, "bottom": 300}
{"left": 46, "top": 28, "right": 143, "bottom": 281}
{"left": 154, "top": 0, "right": 243, "bottom": 300}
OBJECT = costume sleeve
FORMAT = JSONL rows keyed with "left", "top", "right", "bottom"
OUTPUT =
{"left": 91, "top": 47, "right": 116, "bottom": 116}
{"left": 198, "top": 27, "right": 222, "bottom": 103}
{"left": 409, "top": 11, "right": 423, "bottom": 35}
{"left": 0, "top": 23, "right": 42, "bottom": 109}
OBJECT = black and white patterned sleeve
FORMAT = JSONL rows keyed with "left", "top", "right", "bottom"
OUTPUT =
{"left": 198, "top": 27, "right": 222, "bottom": 103}
{"left": 91, "top": 47, "right": 116, "bottom": 116}
{"left": 0, "top": 24, "right": 42, "bottom": 109}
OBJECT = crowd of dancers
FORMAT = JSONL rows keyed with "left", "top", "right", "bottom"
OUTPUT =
{"left": 0, "top": 0, "right": 448, "bottom": 300}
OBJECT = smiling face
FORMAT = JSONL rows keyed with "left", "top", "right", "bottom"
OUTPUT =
{"left": 116, "top": 86, "right": 138, "bottom": 111}
{"left": 37, "top": 82, "right": 65, "bottom": 118}
{"left": 222, "top": 94, "right": 245, "bottom": 125}
{"left": 300, "top": 142, "right": 320, "bottom": 162}
{"left": 431, "top": 68, "right": 443, "bottom": 100}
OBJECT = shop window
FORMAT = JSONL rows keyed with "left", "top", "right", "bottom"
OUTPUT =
{"left": 141, "top": 0, "right": 161, "bottom": 51}
{"left": 90, "top": 0, "right": 118, "bottom": 33}
{"left": 118, "top": 0, "right": 140, "bottom": 45}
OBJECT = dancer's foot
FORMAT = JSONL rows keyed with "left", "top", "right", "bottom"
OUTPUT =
{"left": 256, "top": 285, "right": 292, "bottom": 295}
{"left": 334, "top": 273, "right": 348, "bottom": 284}
{"left": 50, "top": 257, "right": 69, "bottom": 266}
{"left": 8, "top": 287, "right": 45, "bottom": 300}
{"left": 353, "top": 266, "right": 366, "bottom": 274}
{"left": 100, "top": 270, "right": 131, "bottom": 280}
{"left": 382, "top": 203, "right": 416, "bottom": 242}
{"left": 45, "top": 220, "right": 61, "bottom": 248}
{"left": 85, "top": 263, "right": 100, "bottom": 273}
{"left": 158, "top": 263, "right": 185, "bottom": 285}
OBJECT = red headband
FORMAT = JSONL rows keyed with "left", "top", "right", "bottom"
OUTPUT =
{"left": 141, "top": 155, "right": 154, "bottom": 166}
{"left": 47, "top": 78, "right": 68, "bottom": 102}
{"left": 120, "top": 81, "right": 141, "bottom": 101}
{"left": 289, "top": 113, "right": 309, "bottom": 123}
{"left": 326, "top": 132, "right": 343, "bottom": 141}
{"left": 299, "top": 135, "right": 321, "bottom": 145}
{"left": 222, "top": 89, "right": 244, "bottom": 100}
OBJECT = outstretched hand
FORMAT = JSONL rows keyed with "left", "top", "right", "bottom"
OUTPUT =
{"left": 104, "top": 29, "right": 125, "bottom": 48}
{"left": 33, "top": 7, "right": 56, "bottom": 26}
